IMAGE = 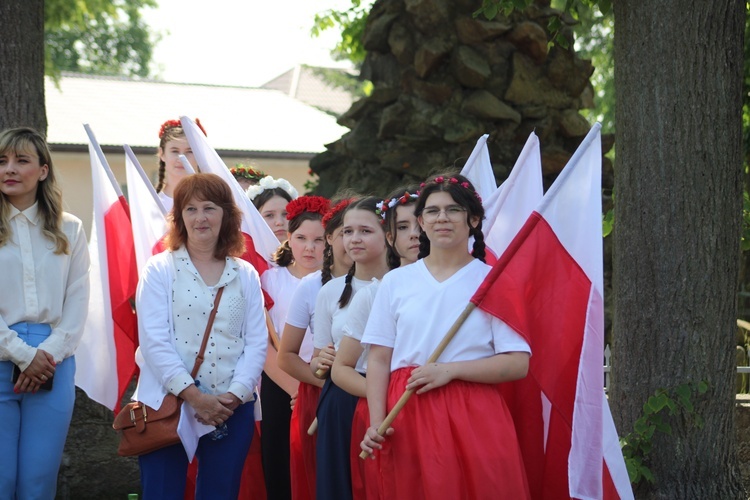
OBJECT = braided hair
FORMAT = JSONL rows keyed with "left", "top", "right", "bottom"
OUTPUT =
{"left": 321, "top": 196, "right": 356, "bottom": 285}
{"left": 414, "top": 173, "right": 486, "bottom": 263}
{"left": 336, "top": 196, "right": 388, "bottom": 308}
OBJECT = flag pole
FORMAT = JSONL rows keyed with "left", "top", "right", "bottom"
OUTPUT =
{"left": 83, "top": 124, "right": 126, "bottom": 199}
{"left": 179, "top": 154, "right": 197, "bottom": 174}
{"left": 124, "top": 145, "right": 168, "bottom": 217}
{"left": 359, "top": 301, "right": 477, "bottom": 459}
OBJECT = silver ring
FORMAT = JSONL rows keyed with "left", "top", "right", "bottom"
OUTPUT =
{"left": 41, "top": 375, "right": 47, "bottom": 381}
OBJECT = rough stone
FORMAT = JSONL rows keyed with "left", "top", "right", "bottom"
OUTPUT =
{"left": 541, "top": 146, "right": 570, "bottom": 176}
{"left": 388, "top": 21, "right": 414, "bottom": 65}
{"left": 455, "top": 17, "right": 512, "bottom": 45}
{"left": 547, "top": 47, "right": 593, "bottom": 97}
{"left": 453, "top": 45, "right": 491, "bottom": 88}
{"left": 505, "top": 51, "right": 573, "bottom": 108}
{"left": 411, "top": 79, "right": 454, "bottom": 103}
{"left": 404, "top": 0, "right": 451, "bottom": 35}
{"left": 414, "top": 37, "right": 453, "bottom": 78}
{"left": 463, "top": 90, "right": 521, "bottom": 123}
{"left": 558, "top": 109, "right": 591, "bottom": 137}
{"left": 507, "top": 21, "right": 549, "bottom": 64}
{"left": 363, "top": 12, "right": 400, "bottom": 52}
{"left": 442, "top": 115, "right": 484, "bottom": 144}
{"left": 379, "top": 102, "right": 409, "bottom": 138}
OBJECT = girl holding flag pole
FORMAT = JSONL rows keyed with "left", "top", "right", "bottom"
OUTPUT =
{"left": 258, "top": 195, "right": 328, "bottom": 500}
{"left": 277, "top": 196, "right": 355, "bottom": 500}
{"left": 360, "top": 173, "right": 532, "bottom": 499}
{"left": 331, "top": 186, "right": 421, "bottom": 500}
{"left": 312, "top": 196, "right": 391, "bottom": 500}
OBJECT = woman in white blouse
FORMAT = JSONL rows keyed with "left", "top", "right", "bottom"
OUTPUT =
{"left": 134, "top": 173, "right": 267, "bottom": 500}
{"left": 0, "top": 127, "right": 90, "bottom": 499}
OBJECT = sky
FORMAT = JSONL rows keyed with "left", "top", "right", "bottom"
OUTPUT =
{"left": 141, "top": 0, "right": 358, "bottom": 88}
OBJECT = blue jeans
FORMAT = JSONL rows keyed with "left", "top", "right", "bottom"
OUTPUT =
{"left": 138, "top": 397, "right": 255, "bottom": 500}
{"left": 0, "top": 322, "right": 76, "bottom": 500}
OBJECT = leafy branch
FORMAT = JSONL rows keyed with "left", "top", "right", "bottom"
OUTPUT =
{"left": 619, "top": 381, "right": 709, "bottom": 484}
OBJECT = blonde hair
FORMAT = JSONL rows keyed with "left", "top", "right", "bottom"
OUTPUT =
{"left": 0, "top": 127, "right": 69, "bottom": 254}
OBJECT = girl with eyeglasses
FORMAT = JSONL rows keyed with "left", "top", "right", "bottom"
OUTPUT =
{"left": 360, "top": 173, "right": 532, "bottom": 498}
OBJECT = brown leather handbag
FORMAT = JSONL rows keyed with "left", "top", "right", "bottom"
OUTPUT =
{"left": 113, "top": 287, "right": 224, "bottom": 456}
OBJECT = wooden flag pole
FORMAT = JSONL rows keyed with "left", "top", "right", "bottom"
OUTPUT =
{"left": 359, "top": 302, "right": 476, "bottom": 459}
{"left": 266, "top": 311, "right": 280, "bottom": 351}
{"left": 307, "top": 417, "right": 318, "bottom": 435}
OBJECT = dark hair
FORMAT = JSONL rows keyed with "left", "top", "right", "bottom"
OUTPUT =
{"left": 165, "top": 173, "right": 245, "bottom": 259}
{"left": 0, "top": 127, "right": 68, "bottom": 254}
{"left": 414, "top": 172, "right": 486, "bottom": 262}
{"left": 383, "top": 184, "right": 421, "bottom": 268}
{"left": 321, "top": 193, "right": 358, "bottom": 285}
{"left": 272, "top": 211, "right": 324, "bottom": 267}
{"left": 156, "top": 123, "right": 186, "bottom": 194}
{"left": 252, "top": 188, "right": 293, "bottom": 211}
{"left": 337, "top": 196, "right": 390, "bottom": 308}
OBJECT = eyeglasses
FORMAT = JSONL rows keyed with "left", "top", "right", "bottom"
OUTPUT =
{"left": 421, "top": 205, "right": 467, "bottom": 223}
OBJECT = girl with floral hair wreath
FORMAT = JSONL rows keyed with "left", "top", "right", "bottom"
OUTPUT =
{"left": 312, "top": 196, "right": 392, "bottom": 500}
{"left": 360, "top": 173, "right": 532, "bottom": 498}
{"left": 277, "top": 194, "right": 355, "bottom": 500}
{"left": 154, "top": 118, "right": 206, "bottom": 211}
{"left": 258, "top": 195, "right": 328, "bottom": 500}
{"left": 247, "top": 176, "right": 299, "bottom": 243}
{"left": 330, "top": 185, "right": 421, "bottom": 500}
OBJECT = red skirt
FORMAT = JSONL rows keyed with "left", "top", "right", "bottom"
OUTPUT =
{"left": 378, "top": 367, "right": 530, "bottom": 500}
{"left": 351, "top": 397, "right": 384, "bottom": 500}
{"left": 290, "top": 382, "right": 320, "bottom": 500}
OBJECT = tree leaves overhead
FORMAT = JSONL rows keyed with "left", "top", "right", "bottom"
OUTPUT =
{"left": 44, "top": 0, "right": 158, "bottom": 78}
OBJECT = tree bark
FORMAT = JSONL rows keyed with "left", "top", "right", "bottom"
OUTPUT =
{"left": 611, "top": 1, "right": 746, "bottom": 497}
{"left": 0, "top": 0, "right": 46, "bottom": 133}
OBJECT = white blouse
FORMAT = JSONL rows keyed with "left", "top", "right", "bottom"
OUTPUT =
{"left": 134, "top": 247, "right": 267, "bottom": 409}
{"left": 313, "top": 275, "right": 370, "bottom": 351}
{"left": 261, "top": 266, "right": 314, "bottom": 362}
{"left": 0, "top": 203, "right": 90, "bottom": 369}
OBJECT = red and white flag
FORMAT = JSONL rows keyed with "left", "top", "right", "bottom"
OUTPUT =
{"left": 76, "top": 125, "right": 139, "bottom": 412}
{"left": 179, "top": 116, "right": 276, "bottom": 275}
{"left": 470, "top": 123, "right": 633, "bottom": 499}
{"left": 124, "top": 144, "right": 168, "bottom": 274}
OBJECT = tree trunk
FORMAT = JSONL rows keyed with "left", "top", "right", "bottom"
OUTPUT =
{"left": 0, "top": 0, "right": 46, "bottom": 133}
{"left": 611, "top": 1, "right": 746, "bottom": 497}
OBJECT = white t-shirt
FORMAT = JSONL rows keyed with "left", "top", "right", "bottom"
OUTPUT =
{"left": 362, "top": 259, "right": 530, "bottom": 371}
{"left": 158, "top": 191, "right": 173, "bottom": 213}
{"left": 261, "top": 266, "right": 313, "bottom": 361}
{"left": 341, "top": 279, "right": 380, "bottom": 374}
{"left": 0, "top": 203, "right": 90, "bottom": 368}
{"left": 313, "top": 275, "right": 370, "bottom": 351}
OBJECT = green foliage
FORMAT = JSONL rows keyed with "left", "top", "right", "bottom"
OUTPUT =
{"left": 44, "top": 0, "right": 157, "bottom": 78}
{"left": 742, "top": 190, "right": 750, "bottom": 251}
{"left": 619, "top": 381, "right": 709, "bottom": 485}
{"left": 311, "top": 0, "right": 371, "bottom": 65}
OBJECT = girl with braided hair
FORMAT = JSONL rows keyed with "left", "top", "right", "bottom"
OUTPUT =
{"left": 360, "top": 173, "right": 532, "bottom": 499}
{"left": 276, "top": 195, "right": 355, "bottom": 500}
{"left": 330, "top": 185, "right": 421, "bottom": 500}
{"left": 312, "top": 196, "right": 391, "bottom": 500}
{"left": 154, "top": 119, "right": 204, "bottom": 211}
{"left": 258, "top": 195, "right": 328, "bottom": 500}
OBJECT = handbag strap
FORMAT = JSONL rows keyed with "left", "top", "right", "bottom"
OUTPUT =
{"left": 189, "top": 286, "right": 225, "bottom": 379}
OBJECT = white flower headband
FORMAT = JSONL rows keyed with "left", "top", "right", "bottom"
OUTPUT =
{"left": 375, "top": 191, "right": 419, "bottom": 224}
{"left": 246, "top": 175, "right": 299, "bottom": 202}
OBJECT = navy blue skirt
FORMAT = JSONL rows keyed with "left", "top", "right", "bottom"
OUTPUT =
{"left": 315, "top": 377, "right": 359, "bottom": 500}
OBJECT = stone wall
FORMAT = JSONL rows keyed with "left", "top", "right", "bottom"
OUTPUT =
{"left": 310, "top": 0, "right": 613, "bottom": 198}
